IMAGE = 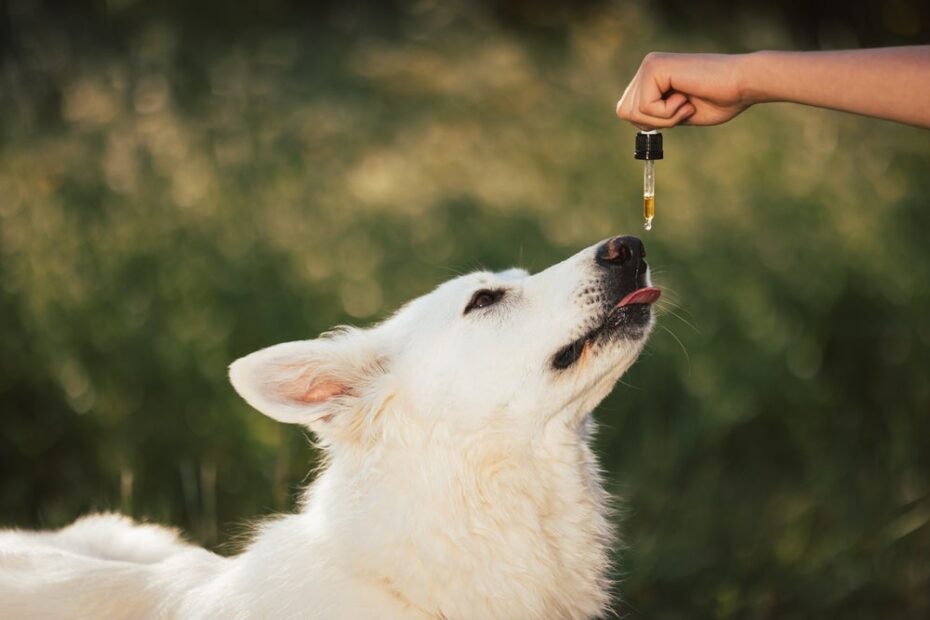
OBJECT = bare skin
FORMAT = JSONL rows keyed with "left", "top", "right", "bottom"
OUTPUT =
{"left": 616, "top": 47, "right": 930, "bottom": 129}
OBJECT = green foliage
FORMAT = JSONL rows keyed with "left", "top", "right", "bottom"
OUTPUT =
{"left": 1, "top": 3, "right": 928, "bottom": 617}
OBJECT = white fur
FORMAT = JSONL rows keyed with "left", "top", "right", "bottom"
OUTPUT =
{"left": 0, "top": 238, "right": 655, "bottom": 619}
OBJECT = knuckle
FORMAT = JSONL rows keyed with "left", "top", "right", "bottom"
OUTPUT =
{"left": 641, "top": 51, "right": 665, "bottom": 68}
{"left": 616, "top": 99, "right": 629, "bottom": 119}
{"left": 629, "top": 110, "right": 650, "bottom": 125}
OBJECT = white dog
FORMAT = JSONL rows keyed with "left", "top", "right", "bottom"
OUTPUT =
{"left": 0, "top": 235, "right": 660, "bottom": 619}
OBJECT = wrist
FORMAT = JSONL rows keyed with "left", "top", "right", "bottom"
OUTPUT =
{"left": 736, "top": 51, "right": 778, "bottom": 105}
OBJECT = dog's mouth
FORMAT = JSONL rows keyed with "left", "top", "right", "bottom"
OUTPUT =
{"left": 552, "top": 286, "right": 661, "bottom": 370}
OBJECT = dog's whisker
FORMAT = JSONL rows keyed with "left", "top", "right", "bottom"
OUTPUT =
{"left": 657, "top": 304, "right": 700, "bottom": 334}
{"left": 658, "top": 323, "right": 692, "bottom": 373}
{"left": 439, "top": 265, "right": 470, "bottom": 278}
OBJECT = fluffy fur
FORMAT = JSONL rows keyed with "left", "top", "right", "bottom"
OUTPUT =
{"left": 0, "top": 236, "right": 656, "bottom": 619}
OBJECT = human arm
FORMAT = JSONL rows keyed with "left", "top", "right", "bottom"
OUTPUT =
{"left": 616, "top": 46, "right": 930, "bottom": 129}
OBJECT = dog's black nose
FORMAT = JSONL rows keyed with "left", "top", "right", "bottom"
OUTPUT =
{"left": 596, "top": 235, "right": 645, "bottom": 267}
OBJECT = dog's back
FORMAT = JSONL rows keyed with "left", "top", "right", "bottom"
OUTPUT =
{"left": 0, "top": 514, "right": 226, "bottom": 619}
{"left": 2, "top": 514, "right": 193, "bottom": 564}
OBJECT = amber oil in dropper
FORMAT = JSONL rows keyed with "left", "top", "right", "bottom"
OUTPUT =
{"left": 643, "top": 195, "right": 655, "bottom": 230}
{"left": 634, "top": 130, "right": 663, "bottom": 231}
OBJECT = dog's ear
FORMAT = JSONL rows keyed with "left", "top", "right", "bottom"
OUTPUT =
{"left": 228, "top": 331, "right": 384, "bottom": 434}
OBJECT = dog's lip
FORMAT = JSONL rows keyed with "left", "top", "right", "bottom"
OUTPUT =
{"left": 552, "top": 286, "right": 659, "bottom": 370}
{"left": 617, "top": 286, "right": 661, "bottom": 307}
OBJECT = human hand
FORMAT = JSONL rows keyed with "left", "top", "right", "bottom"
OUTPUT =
{"left": 616, "top": 52, "right": 750, "bottom": 129}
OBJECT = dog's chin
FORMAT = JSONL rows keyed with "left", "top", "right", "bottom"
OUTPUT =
{"left": 600, "top": 303, "right": 655, "bottom": 342}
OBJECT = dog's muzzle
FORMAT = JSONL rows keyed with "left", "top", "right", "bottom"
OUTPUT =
{"left": 595, "top": 235, "right": 654, "bottom": 299}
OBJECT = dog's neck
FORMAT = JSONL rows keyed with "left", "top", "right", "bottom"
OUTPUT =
{"left": 296, "top": 414, "right": 614, "bottom": 619}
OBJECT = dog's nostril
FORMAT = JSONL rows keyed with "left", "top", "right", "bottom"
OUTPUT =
{"left": 617, "top": 243, "right": 631, "bottom": 263}
{"left": 596, "top": 235, "right": 642, "bottom": 267}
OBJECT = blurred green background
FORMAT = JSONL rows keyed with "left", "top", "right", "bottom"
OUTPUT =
{"left": 1, "top": 0, "right": 929, "bottom": 617}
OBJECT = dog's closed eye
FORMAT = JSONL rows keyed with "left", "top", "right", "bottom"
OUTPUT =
{"left": 464, "top": 289, "right": 505, "bottom": 314}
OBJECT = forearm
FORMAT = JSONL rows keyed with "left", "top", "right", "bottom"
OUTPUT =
{"left": 739, "top": 47, "right": 930, "bottom": 128}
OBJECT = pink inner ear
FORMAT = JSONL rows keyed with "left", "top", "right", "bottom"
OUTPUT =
{"left": 297, "top": 380, "right": 349, "bottom": 404}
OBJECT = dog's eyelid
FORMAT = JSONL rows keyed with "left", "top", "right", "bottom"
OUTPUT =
{"left": 463, "top": 288, "right": 507, "bottom": 315}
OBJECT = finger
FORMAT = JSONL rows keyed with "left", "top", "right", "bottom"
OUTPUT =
{"left": 624, "top": 76, "right": 678, "bottom": 129}
{"left": 615, "top": 80, "right": 638, "bottom": 121}
{"left": 615, "top": 95, "right": 631, "bottom": 121}
{"left": 639, "top": 88, "right": 689, "bottom": 119}
{"left": 634, "top": 55, "right": 677, "bottom": 114}
{"left": 627, "top": 106, "right": 683, "bottom": 129}
{"left": 668, "top": 102, "right": 696, "bottom": 126}
{"left": 680, "top": 100, "right": 743, "bottom": 126}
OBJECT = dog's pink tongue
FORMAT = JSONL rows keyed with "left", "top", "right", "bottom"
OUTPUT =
{"left": 617, "top": 287, "right": 661, "bottom": 307}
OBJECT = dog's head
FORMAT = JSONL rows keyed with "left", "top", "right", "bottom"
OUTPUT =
{"left": 229, "top": 236, "right": 658, "bottom": 444}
